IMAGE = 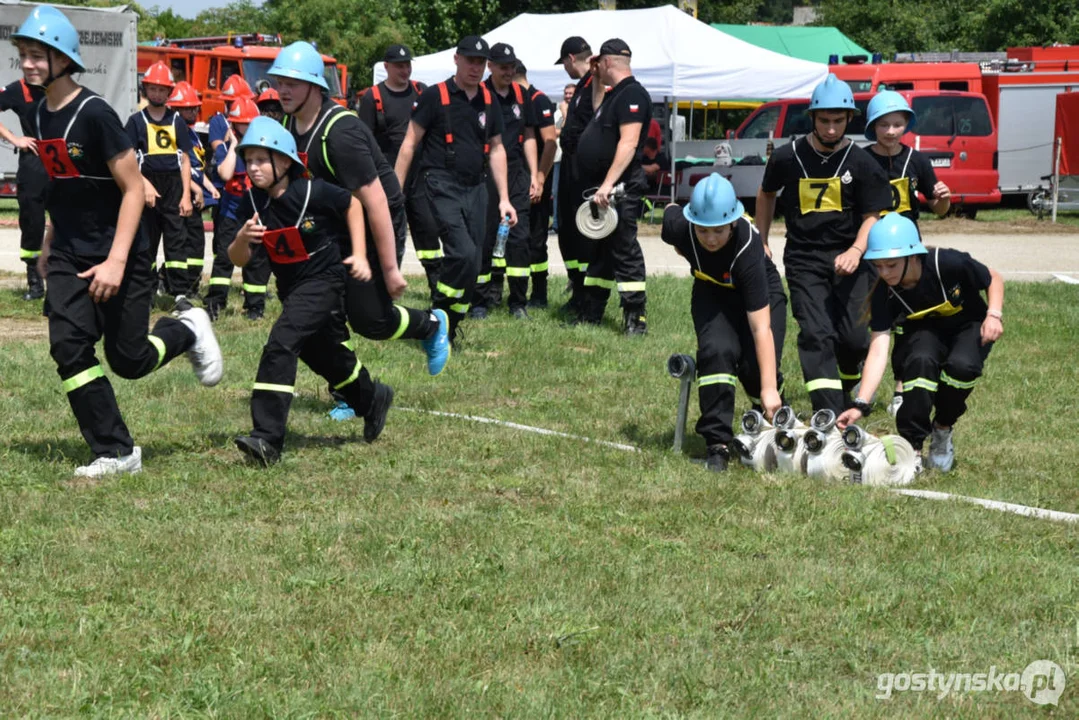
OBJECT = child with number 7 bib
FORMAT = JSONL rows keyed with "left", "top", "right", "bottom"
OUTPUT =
{"left": 228, "top": 117, "right": 393, "bottom": 466}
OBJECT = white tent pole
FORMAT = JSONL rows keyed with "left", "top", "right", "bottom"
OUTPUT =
{"left": 670, "top": 96, "right": 677, "bottom": 204}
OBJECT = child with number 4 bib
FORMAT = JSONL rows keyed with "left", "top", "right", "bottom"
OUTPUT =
{"left": 228, "top": 117, "right": 393, "bottom": 466}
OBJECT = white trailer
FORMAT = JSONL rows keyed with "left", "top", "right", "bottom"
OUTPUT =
{"left": 0, "top": 1, "right": 138, "bottom": 183}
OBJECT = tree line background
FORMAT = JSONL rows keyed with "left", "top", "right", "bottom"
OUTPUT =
{"left": 65, "top": 0, "right": 1079, "bottom": 91}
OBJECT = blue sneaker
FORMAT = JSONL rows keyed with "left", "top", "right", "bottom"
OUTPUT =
{"left": 328, "top": 400, "right": 356, "bottom": 421}
{"left": 422, "top": 309, "right": 452, "bottom": 376}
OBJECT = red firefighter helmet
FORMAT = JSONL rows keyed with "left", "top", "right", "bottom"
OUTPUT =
{"left": 142, "top": 61, "right": 175, "bottom": 88}
{"left": 227, "top": 96, "right": 260, "bottom": 124}
{"left": 221, "top": 74, "right": 255, "bottom": 100}
{"left": 256, "top": 87, "right": 280, "bottom": 105}
{"left": 167, "top": 81, "right": 201, "bottom": 108}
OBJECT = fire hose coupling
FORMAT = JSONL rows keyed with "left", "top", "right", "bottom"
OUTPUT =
{"left": 741, "top": 409, "right": 766, "bottom": 435}
{"left": 772, "top": 405, "right": 799, "bottom": 430}
{"left": 802, "top": 428, "right": 826, "bottom": 453}
{"left": 667, "top": 353, "right": 696, "bottom": 380}
{"left": 811, "top": 409, "right": 838, "bottom": 433}
{"left": 842, "top": 424, "right": 872, "bottom": 450}
{"left": 775, "top": 429, "right": 798, "bottom": 452}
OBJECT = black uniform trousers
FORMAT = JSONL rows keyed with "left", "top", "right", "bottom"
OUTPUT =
{"left": 693, "top": 286, "right": 788, "bottom": 446}
{"left": 527, "top": 169, "right": 554, "bottom": 305}
{"left": 205, "top": 210, "right": 271, "bottom": 314}
{"left": 183, "top": 209, "right": 205, "bottom": 297}
{"left": 16, "top": 153, "right": 47, "bottom": 265}
{"left": 344, "top": 222, "right": 435, "bottom": 343}
{"left": 477, "top": 165, "right": 531, "bottom": 311}
{"left": 784, "top": 245, "right": 873, "bottom": 413}
{"left": 556, "top": 155, "right": 593, "bottom": 302}
{"left": 47, "top": 248, "right": 194, "bottom": 458}
{"left": 251, "top": 266, "right": 375, "bottom": 450}
{"left": 423, "top": 169, "right": 487, "bottom": 327}
{"left": 406, "top": 173, "right": 443, "bottom": 295}
{"left": 581, "top": 189, "right": 647, "bottom": 318}
{"left": 142, "top": 171, "right": 190, "bottom": 295}
{"left": 895, "top": 320, "right": 992, "bottom": 450}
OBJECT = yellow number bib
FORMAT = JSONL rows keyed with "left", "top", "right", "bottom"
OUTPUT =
{"left": 882, "top": 177, "right": 912, "bottom": 215}
{"left": 798, "top": 177, "right": 843, "bottom": 214}
{"left": 906, "top": 299, "right": 963, "bottom": 320}
{"left": 146, "top": 122, "right": 177, "bottom": 156}
{"left": 693, "top": 268, "right": 735, "bottom": 289}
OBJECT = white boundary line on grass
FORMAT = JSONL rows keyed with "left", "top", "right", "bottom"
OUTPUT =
{"left": 396, "top": 407, "right": 642, "bottom": 453}
{"left": 400, "top": 408, "right": 1079, "bottom": 524}
{"left": 1051, "top": 273, "right": 1079, "bottom": 284}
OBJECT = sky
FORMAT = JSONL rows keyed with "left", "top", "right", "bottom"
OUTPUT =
{"left": 152, "top": 0, "right": 261, "bottom": 20}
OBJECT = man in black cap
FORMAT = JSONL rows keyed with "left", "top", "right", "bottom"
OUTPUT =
{"left": 395, "top": 36, "right": 517, "bottom": 344}
{"left": 514, "top": 61, "right": 559, "bottom": 309}
{"left": 357, "top": 44, "right": 442, "bottom": 292}
{"left": 576, "top": 38, "right": 652, "bottom": 336}
{"left": 471, "top": 42, "right": 539, "bottom": 320}
{"left": 555, "top": 35, "right": 596, "bottom": 319}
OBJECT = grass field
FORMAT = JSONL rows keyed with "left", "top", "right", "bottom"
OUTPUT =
{"left": 1, "top": 275, "right": 1077, "bottom": 716}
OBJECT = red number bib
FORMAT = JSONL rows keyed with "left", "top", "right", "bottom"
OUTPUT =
{"left": 263, "top": 226, "right": 310, "bottom": 264}
{"left": 224, "top": 173, "right": 250, "bottom": 197}
{"left": 39, "top": 138, "right": 80, "bottom": 180}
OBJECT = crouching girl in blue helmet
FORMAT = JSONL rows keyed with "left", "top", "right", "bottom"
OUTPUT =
{"left": 662, "top": 173, "right": 787, "bottom": 472}
{"left": 227, "top": 116, "right": 394, "bottom": 466}
{"left": 864, "top": 90, "right": 953, "bottom": 417}
{"left": 836, "top": 213, "right": 1003, "bottom": 473}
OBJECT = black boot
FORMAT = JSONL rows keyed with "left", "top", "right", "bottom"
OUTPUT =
{"left": 705, "top": 444, "right": 730, "bottom": 472}
{"left": 623, "top": 307, "right": 647, "bottom": 336}
{"left": 22, "top": 264, "right": 44, "bottom": 301}
{"left": 528, "top": 274, "right": 548, "bottom": 309}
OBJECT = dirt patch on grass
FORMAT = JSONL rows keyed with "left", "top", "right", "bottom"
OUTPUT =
{"left": 0, "top": 317, "right": 47, "bottom": 342}
{"left": 922, "top": 216, "right": 1079, "bottom": 236}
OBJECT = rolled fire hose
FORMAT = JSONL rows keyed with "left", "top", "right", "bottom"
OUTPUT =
{"left": 732, "top": 410, "right": 777, "bottom": 472}
{"left": 576, "top": 183, "right": 626, "bottom": 240}
{"left": 841, "top": 427, "right": 919, "bottom": 487}
{"left": 803, "top": 409, "right": 848, "bottom": 481}
{"left": 667, "top": 353, "right": 696, "bottom": 454}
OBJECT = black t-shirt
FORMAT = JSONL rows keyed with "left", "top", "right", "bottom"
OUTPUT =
{"left": 412, "top": 77, "right": 504, "bottom": 186}
{"left": 576, "top": 76, "right": 652, "bottom": 190}
{"left": 0, "top": 79, "right": 45, "bottom": 143}
{"left": 527, "top": 85, "right": 556, "bottom": 131}
{"left": 865, "top": 144, "right": 938, "bottom": 224}
{"left": 356, "top": 80, "right": 425, "bottom": 166}
{"left": 288, "top": 98, "right": 404, "bottom": 210}
{"left": 485, "top": 78, "right": 536, "bottom": 170}
{"left": 125, "top": 107, "right": 192, "bottom": 175}
{"left": 869, "top": 247, "right": 991, "bottom": 333}
{"left": 662, "top": 206, "right": 784, "bottom": 312}
{"left": 32, "top": 89, "right": 144, "bottom": 258}
{"left": 236, "top": 177, "right": 352, "bottom": 291}
{"left": 560, "top": 71, "right": 595, "bottom": 155}
{"left": 761, "top": 137, "right": 892, "bottom": 251}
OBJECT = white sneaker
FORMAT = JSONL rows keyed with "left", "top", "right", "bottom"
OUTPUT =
{"left": 74, "top": 446, "right": 142, "bottom": 478}
{"left": 887, "top": 395, "right": 904, "bottom": 418}
{"left": 176, "top": 305, "right": 223, "bottom": 386}
{"left": 913, "top": 454, "right": 924, "bottom": 476}
{"left": 927, "top": 426, "right": 955, "bottom": 472}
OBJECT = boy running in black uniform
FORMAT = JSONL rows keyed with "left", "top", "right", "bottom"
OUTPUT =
{"left": 126, "top": 61, "right": 193, "bottom": 297}
{"left": 756, "top": 74, "right": 892, "bottom": 413}
{"left": 16, "top": 6, "right": 222, "bottom": 478}
{"left": 228, "top": 117, "right": 392, "bottom": 465}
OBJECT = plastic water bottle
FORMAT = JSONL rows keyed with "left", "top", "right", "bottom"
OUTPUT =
{"left": 493, "top": 214, "right": 510, "bottom": 259}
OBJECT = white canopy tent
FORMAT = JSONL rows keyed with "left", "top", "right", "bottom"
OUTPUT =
{"left": 373, "top": 5, "right": 829, "bottom": 199}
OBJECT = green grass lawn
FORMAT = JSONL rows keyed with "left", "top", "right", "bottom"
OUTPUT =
{"left": 1, "top": 276, "right": 1077, "bottom": 716}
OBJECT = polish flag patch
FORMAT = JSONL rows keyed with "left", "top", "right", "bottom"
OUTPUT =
{"left": 542, "top": 109, "right": 551, "bottom": 117}
{"left": 629, "top": 104, "right": 640, "bottom": 112}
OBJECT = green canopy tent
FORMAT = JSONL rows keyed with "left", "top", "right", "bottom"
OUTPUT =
{"left": 710, "top": 25, "right": 871, "bottom": 65}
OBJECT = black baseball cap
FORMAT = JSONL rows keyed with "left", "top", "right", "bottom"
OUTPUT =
{"left": 384, "top": 44, "right": 412, "bottom": 62}
{"left": 598, "top": 38, "right": 632, "bottom": 58}
{"left": 457, "top": 36, "right": 491, "bottom": 59}
{"left": 555, "top": 36, "right": 590, "bottom": 64}
{"left": 489, "top": 43, "right": 517, "bottom": 64}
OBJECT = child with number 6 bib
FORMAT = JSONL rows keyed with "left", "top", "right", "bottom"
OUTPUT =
{"left": 228, "top": 117, "right": 393, "bottom": 466}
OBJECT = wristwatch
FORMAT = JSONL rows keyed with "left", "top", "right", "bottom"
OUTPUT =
{"left": 852, "top": 398, "right": 873, "bottom": 416}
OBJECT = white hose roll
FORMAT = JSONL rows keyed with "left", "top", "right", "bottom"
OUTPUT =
{"left": 749, "top": 429, "right": 778, "bottom": 472}
{"left": 804, "top": 428, "right": 848, "bottom": 481}
{"left": 773, "top": 428, "right": 808, "bottom": 475}
{"left": 855, "top": 435, "right": 919, "bottom": 487}
{"left": 576, "top": 201, "right": 619, "bottom": 240}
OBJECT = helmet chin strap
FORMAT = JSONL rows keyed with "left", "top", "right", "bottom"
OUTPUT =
{"left": 812, "top": 128, "right": 843, "bottom": 149}
{"left": 148, "top": 98, "right": 166, "bottom": 108}
{"left": 898, "top": 256, "right": 911, "bottom": 286}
